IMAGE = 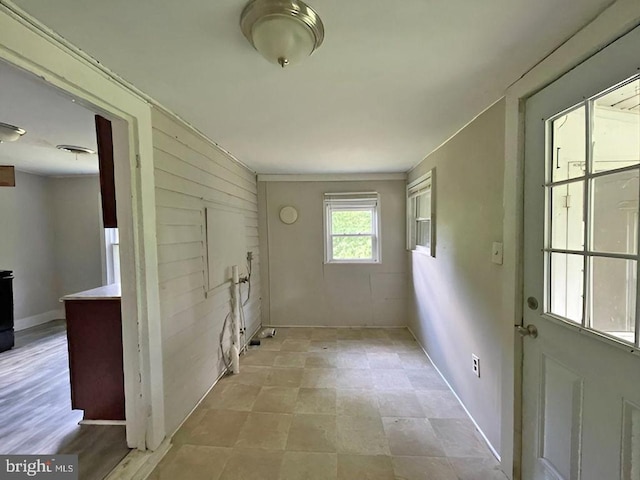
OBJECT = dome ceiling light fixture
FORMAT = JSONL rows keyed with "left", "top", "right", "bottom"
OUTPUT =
{"left": 56, "top": 145, "right": 96, "bottom": 155}
{"left": 0, "top": 122, "right": 26, "bottom": 143}
{"left": 240, "top": 0, "right": 324, "bottom": 68}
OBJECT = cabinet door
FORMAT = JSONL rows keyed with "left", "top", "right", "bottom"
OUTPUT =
{"left": 65, "top": 299, "right": 125, "bottom": 420}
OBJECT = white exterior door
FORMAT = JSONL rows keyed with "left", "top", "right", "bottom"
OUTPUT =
{"left": 522, "top": 26, "right": 640, "bottom": 480}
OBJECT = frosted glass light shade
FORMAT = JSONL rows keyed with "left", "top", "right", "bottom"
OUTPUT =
{"left": 240, "top": 0, "right": 324, "bottom": 68}
{"left": 0, "top": 123, "right": 26, "bottom": 143}
{"left": 252, "top": 15, "right": 315, "bottom": 66}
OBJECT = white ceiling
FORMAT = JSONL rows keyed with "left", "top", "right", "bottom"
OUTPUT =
{"left": 0, "top": 61, "right": 99, "bottom": 176}
{"left": 11, "top": 0, "right": 615, "bottom": 174}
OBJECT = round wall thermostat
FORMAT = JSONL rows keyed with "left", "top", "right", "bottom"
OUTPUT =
{"left": 279, "top": 206, "right": 298, "bottom": 224}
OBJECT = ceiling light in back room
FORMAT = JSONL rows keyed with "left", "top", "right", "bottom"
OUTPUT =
{"left": 240, "top": 0, "right": 324, "bottom": 68}
{"left": 0, "top": 122, "right": 26, "bottom": 143}
{"left": 56, "top": 145, "right": 96, "bottom": 155}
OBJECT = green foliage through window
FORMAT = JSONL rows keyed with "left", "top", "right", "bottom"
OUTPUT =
{"left": 332, "top": 236, "right": 373, "bottom": 259}
{"left": 332, "top": 210, "right": 372, "bottom": 234}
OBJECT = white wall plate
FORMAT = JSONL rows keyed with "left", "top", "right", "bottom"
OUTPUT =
{"left": 279, "top": 206, "right": 298, "bottom": 224}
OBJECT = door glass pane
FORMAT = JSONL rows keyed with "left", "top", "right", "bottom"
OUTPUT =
{"left": 591, "top": 169, "right": 639, "bottom": 254}
{"left": 332, "top": 236, "right": 372, "bottom": 260}
{"left": 549, "top": 253, "right": 584, "bottom": 323}
{"left": 550, "top": 181, "right": 584, "bottom": 251}
{"left": 332, "top": 210, "right": 372, "bottom": 234}
{"left": 550, "top": 106, "right": 586, "bottom": 182}
{"left": 592, "top": 79, "right": 640, "bottom": 174}
{"left": 591, "top": 256, "right": 637, "bottom": 343}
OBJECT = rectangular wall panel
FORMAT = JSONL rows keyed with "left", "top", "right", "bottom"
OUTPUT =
{"left": 541, "top": 355, "right": 584, "bottom": 480}
{"left": 622, "top": 400, "right": 640, "bottom": 480}
{"left": 152, "top": 109, "right": 260, "bottom": 435}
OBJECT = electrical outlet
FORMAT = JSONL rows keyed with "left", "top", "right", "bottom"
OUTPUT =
{"left": 472, "top": 354, "right": 480, "bottom": 377}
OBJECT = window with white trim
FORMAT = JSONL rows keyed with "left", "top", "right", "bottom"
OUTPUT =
{"left": 324, "top": 192, "right": 380, "bottom": 263}
{"left": 407, "top": 169, "right": 435, "bottom": 256}
{"left": 104, "top": 227, "right": 120, "bottom": 285}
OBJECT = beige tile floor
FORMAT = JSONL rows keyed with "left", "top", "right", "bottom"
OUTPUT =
{"left": 149, "top": 328, "right": 508, "bottom": 480}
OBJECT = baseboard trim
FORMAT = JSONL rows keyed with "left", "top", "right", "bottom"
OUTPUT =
{"left": 14, "top": 309, "right": 64, "bottom": 331}
{"left": 79, "top": 420, "right": 126, "bottom": 426}
{"left": 406, "top": 326, "right": 502, "bottom": 462}
{"left": 266, "top": 324, "right": 407, "bottom": 329}
{"left": 104, "top": 439, "right": 171, "bottom": 480}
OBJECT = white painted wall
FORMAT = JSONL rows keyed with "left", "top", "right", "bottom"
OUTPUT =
{"left": 50, "top": 175, "right": 103, "bottom": 297}
{"left": 152, "top": 109, "right": 261, "bottom": 435}
{"left": 258, "top": 179, "right": 408, "bottom": 327}
{"left": 0, "top": 171, "right": 58, "bottom": 325}
{"left": 407, "top": 100, "right": 506, "bottom": 456}
{"left": 0, "top": 171, "right": 104, "bottom": 329}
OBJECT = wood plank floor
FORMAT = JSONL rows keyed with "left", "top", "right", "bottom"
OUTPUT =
{"left": 0, "top": 320, "right": 130, "bottom": 480}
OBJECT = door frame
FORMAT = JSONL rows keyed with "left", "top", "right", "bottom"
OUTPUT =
{"left": 503, "top": 2, "right": 640, "bottom": 478}
{"left": 0, "top": 1, "right": 166, "bottom": 450}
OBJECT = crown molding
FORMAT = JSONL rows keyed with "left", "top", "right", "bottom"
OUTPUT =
{"left": 257, "top": 173, "right": 407, "bottom": 182}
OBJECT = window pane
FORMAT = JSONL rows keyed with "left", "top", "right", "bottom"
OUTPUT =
{"left": 332, "top": 236, "right": 373, "bottom": 260}
{"left": 592, "top": 80, "right": 640, "bottom": 174}
{"left": 591, "top": 256, "right": 637, "bottom": 343}
{"left": 591, "top": 169, "right": 639, "bottom": 255}
{"left": 416, "top": 191, "right": 430, "bottom": 219}
{"left": 550, "top": 106, "right": 586, "bottom": 182}
{"left": 416, "top": 219, "right": 430, "bottom": 247}
{"left": 332, "top": 210, "right": 372, "bottom": 234}
{"left": 550, "top": 181, "right": 584, "bottom": 251}
{"left": 112, "top": 244, "right": 121, "bottom": 285}
{"left": 549, "top": 253, "right": 583, "bottom": 323}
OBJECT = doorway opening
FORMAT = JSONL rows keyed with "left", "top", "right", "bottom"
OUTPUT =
{"left": 0, "top": 58, "right": 134, "bottom": 479}
{"left": 521, "top": 25, "right": 640, "bottom": 480}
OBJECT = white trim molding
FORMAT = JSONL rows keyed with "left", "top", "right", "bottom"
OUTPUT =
{"left": 103, "top": 439, "right": 172, "bottom": 480}
{"left": 323, "top": 192, "right": 381, "bottom": 264}
{"left": 257, "top": 173, "right": 407, "bottom": 182}
{"left": 14, "top": 309, "right": 64, "bottom": 331}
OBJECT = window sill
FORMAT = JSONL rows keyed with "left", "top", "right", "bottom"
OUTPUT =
{"left": 324, "top": 260, "right": 381, "bottom": 265}
{"left": 409, "top": 247, "right": 434, "bottom": 258}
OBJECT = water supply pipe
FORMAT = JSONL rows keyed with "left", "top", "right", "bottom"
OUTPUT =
{"left": 231, "top": 265, "right": 241, "bottom": 374}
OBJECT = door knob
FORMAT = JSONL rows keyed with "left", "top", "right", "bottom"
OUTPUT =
{"left": 516, "top": 324, "right": 538, "bottom": 339}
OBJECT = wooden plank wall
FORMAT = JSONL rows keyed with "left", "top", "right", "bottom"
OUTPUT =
{"left": 151, "top": 109, "right": 261, "bottom": 434}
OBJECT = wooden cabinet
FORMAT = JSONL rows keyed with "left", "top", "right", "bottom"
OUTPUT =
{"left": 62, "top": 285, "right": 124, "bottom": 421}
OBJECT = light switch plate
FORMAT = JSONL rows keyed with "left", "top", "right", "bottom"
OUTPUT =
{"left": 492, "top": 242, "right": 503, "bottom": 265}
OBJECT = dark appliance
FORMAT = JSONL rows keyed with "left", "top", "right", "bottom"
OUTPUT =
{"left": 0, "top": 270, "right": 14, "bottom": 353}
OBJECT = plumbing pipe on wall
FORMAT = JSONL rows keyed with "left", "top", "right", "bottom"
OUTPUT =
{"left": 231, "top": 265, "right": 241, "bottom": 374}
